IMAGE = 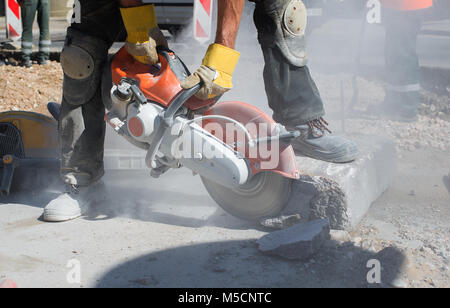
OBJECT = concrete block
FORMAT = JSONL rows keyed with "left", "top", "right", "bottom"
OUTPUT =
{"left": 104, "top": 126, "right": 148, "bottom": 170}
{"left": 330, "top": 230, "right": 352, "bottom": 242}
{"left": 257, "top": 219, "right": 331, "bottom": 260}
{"left": 283, "top": 135, "right": 397, "bottom": 231}
{"left": 104, "top": 149, "right": 146, "bottom": 170}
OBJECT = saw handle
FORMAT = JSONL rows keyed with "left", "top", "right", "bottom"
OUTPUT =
{"left": 156, "top": 46, "right": 191, "bottom": 84}
{"left": 145, "top": 81, "right": 203, "bottom": 170}
{"left": 156, "top": 47, "right": 213, "bottom": 104}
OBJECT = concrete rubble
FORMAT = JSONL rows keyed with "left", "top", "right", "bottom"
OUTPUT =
{"left": 257, "top": 219, "right": 331, "bottom": 260}
{"left": 278, "top": 134, "right": 397, "bottom": 231}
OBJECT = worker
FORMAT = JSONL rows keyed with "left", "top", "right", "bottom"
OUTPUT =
{"left": 43, "top": 0, "right": 359, "bottom": 222}
{"left": 369, "top": 0, "right": 433, "bottom": 121}
{"left": 18, "top": 0, "right": 51, "bottom": 68}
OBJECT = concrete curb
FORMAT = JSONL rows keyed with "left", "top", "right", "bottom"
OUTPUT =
{"left": 286, "top": 135, "right": 397, "bottom": 231}
{"left": 103, "top": 134, "right": 397, "bottom": 231}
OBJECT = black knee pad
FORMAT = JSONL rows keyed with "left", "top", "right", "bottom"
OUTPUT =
{"left": 61, "top": 28, "right": 110, "bottom": 106}
{"left": 255, "top": 0, "right": 308, "bottom": 67}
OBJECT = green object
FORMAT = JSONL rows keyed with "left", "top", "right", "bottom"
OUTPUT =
{"left": 21, "top": 0, "right": 51, "bottom": 61}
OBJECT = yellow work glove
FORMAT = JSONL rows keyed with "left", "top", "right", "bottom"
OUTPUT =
{"left": 181, "top": 43, "right": 240, "bottom": 100}
{"left": 120, "top": 4, "right": 168, "bottom": 65}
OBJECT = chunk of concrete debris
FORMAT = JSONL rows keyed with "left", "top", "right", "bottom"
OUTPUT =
{"left": 279, "top": 135, "right": 397, "bottom": 230}
{"left": 390, "top": 278, "right": 408, "bottom": 289}
{"left": 330, "top": 230, "right": 351, "bottom": 242}
{"left": 257, "top": 219, "right": 331, "bottom": 260}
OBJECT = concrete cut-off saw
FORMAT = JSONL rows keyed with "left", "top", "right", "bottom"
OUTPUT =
{"left": 97, "top": 46, "right": 302, "bottom": 221}
{"left": 1, "top": 46, "right": 303, "bottom": 221}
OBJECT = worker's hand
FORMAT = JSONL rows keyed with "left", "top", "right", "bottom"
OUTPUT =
{"left": 181, "top": 44, "right": 240, "bottom": 100}
{"left": 120, "top": 4, "right": 168, "bottom": 65}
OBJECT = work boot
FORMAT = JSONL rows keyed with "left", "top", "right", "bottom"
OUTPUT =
{"left": 47, "top": 102, "right": 61, "bottom": 120}
{"left": 38, "top": 58, "right": 48, "bottom": 65}
{"left": 289, "top": 118, "right": 359, "bottom": 163}
{"left": 43, "top": 181, "right": 105, "bottom": 222}
{"left": 21, "top": 59, "right": 32, "bottom": 68}
{"left": 38, "top": 52, "right": 49, "bottom": 65}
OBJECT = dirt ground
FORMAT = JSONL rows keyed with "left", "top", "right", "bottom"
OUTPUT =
{"left": 0, "top": 61, "right": 448, "bottom": 288}
{"left": 0, "top": 61, "right": 62, "bottom": 117}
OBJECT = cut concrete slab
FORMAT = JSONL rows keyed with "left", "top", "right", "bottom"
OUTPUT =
{"left": 283, "top": 134, "right": 397, "bottom": 231}
{"left": 104, "top": 126, "right": 147, "bottom": 170}
{"left": 104, "top": 149, "right": 147, "bottom": 170}
{"left": 257, "top": 219, "right": 331, "bottom": 260}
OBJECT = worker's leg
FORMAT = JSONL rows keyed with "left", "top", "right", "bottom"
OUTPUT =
{"left": 20, "top": 0, "right": 38, "bottom": 67}
{"left": 253, "top": 0, "right": 324, "bottom": 126}
{"left": 44, "top": 0, "right": 125, "bottom": 222}
{"left": 261, "top": 47, "right": 325, "bottom": 126}
{"left": 384, "top": 9, "right": 422, "bottom": 120}
{"left": 253, "top": 0, "right": 358, "bottom": 163}
{"left": 58, "top": 0, "right": 125, "bottom": 187}
{"left": 59, "top": 66, "right": 107, "bottom": 187}
{"left": 36, "top": 0, "right": 51, "bottom": 64}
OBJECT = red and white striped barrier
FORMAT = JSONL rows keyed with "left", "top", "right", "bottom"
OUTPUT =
{"left": 4, "top": 0, "right": 22, "bottom": 41}
{"left": 0, "top": 279, "right": 18, "bottom": 288}
{"left": 193, "top": 0, "right": 213, "bottom": 44}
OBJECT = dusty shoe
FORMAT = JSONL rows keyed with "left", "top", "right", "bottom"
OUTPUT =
{"left": 43, "top": 181, "right": 104, "bottom": 222}
{"left": 38, "top": 58, "right": 48, "bottom": 65}
{"left": 47, "top": 102, "right": 61, "bottom": 120}
{"left": 21, "top": 59, "right": 32, "bottom": 68}
{"left": 289, "top": 118, "right": 359, "bottom": 163}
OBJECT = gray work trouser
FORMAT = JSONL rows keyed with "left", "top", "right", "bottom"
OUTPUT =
{"left": 61, "top": 0, "right": 325, "bottom": 186}
{"left": 59, "top": 0, "right": 125, "bottom": 186}
{"left": 384, "top": 8, "right": 424, "bottom": 110}
{"left": 20, "top": 0, "right": 50, "bottom": 61}
{"left": 253, "top": 0, "right": 325, "bottom": 126}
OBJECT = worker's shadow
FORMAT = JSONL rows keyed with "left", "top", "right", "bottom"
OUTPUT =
{"left": 95, "top": 239, "right": 408, "bottom": 288}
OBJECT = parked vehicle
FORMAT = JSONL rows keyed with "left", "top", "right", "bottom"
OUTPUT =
{"left": 154, "top": 0, "right": 194, "bottom": 34}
